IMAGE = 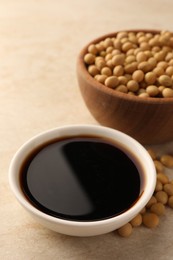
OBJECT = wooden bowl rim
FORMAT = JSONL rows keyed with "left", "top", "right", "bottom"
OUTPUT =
{"left": 77, "top": 29, "right": 173, "bottom": 105}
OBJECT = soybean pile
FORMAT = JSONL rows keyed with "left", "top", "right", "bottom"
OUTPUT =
{"left": 84, "top": 30, "right": 173, "bottom": 98}
{"left": 116, "top": 151, "right": 173, "bottom": 238}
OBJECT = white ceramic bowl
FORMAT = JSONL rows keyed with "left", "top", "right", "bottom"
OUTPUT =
{"left": 9, "top": 125, "right": 156, "bottom": 237}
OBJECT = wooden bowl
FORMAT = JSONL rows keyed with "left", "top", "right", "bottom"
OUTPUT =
{"left": 77, "top": 29, "right": 173, "bottom": 144}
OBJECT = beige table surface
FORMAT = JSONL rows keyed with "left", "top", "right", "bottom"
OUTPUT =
{"left": 1, "top": 0, "right": 173, "bottom": 259}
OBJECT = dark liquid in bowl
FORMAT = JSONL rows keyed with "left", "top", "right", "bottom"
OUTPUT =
{"left": 20, "top": 136, "right": 143, "bottom": 221}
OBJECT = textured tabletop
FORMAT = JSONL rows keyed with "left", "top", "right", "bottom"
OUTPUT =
{"left": 1, "top": 0, "right": 173, "bottom": 259}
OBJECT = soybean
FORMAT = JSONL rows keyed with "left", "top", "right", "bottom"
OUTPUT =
{"left": 155, "top": 191, "right": 168, "bottom": 204}
{"left": 117, "top": 223, "right": 133, "bottom": 237}
{"left": 105, "top": 76, "right": 119, "bottom": 88}
{"left": 130, "top": 214, "right": 142, "bottom": 227}
{"left": 150, "top": 203, "right": 165, "bottom": 216}
{"left": 142, "top": 213, "right": 159, "bottom": 228}
{"left": 160, "top": 154, "right": 173, "bottom": 167}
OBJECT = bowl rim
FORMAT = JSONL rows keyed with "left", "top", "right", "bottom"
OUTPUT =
{"left": 8, "top": 124, "right": 156, "bottom": 229}
{"left": 77, "top": 29, "right": 173, "bottom": 104}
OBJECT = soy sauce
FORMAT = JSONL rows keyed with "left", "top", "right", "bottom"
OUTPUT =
{"left": 20, "top": 136, "right": 142, "bottom": 221}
